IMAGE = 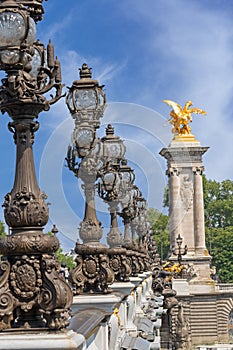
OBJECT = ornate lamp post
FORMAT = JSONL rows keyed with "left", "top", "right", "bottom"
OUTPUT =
{"left": 98, "top": 127, "right": 132, "bottom": 281}
{"left": 131, "top": 194, "right": 153, "bottom": 272}
{"left": 147, "top": 230, "right": 161, "bottom": 267}
{"left": 119, "top": 159, "right": 135, "bottom": 245}
{"left": 98, "top": 161, "right": 131, "bottom": 281}
{"left": 98, "top": 161, "right": 122, "bottom": 249}
{"left": 99, "top": 125, "right": 127, "bottom": 246}
{"left": 118, "top": 184, "right": 140, "bottom": 276}
{"left": 66, "top": 63, "right": 105, "bottom": 244}
{"left": 172, "top": 234, "right": 188, "bottom": 266}
{"left": 0, "top": 0, "right": 72, "bottom": 331}
{"left": 129, "top": 185, "right": 141, "bottom": 248}
{"left": 66, "top": 64, "right": 114, "bottom": 294}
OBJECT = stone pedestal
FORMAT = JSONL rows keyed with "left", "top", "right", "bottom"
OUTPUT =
{"left": 172, "top": 279, "right": 190, "bottom": 296}
{"left": 129, "top": 276, "right": 143, "bottom": 288}
{"left": 111, "top": 281, "right": 135, "bottom": 296}
{"left": 0, "top": 330, "right": 86, "bottom": 350}
{"left": 160, "top": 137, "right": 212, "bottom": 280}
{"left": 72, "top": 293, "right": 123, "bottom": 314}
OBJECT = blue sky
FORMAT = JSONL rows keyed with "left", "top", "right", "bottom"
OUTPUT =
{"left": 0, "top": 0, "right": 233, "bottom": 250}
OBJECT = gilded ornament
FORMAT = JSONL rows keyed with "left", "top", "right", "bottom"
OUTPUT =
{"left": 163, "top": 100, "right": 206, "bottom": 137}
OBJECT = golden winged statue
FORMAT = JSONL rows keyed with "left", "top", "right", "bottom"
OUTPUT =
{"left": 163, "top": 100, "right": 206, "bottom": 135}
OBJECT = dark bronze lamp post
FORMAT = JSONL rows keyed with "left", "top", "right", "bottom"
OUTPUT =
{"left": 98, "top": 127, "right": 134, "bottom": 281}
{"left": 66, "top": 64, "right": 114, "bottom": 294}
{"left": 66, "top": 63, "right": 106, "bottom": 245}
{"left": 0, "top": 0, "right": 72, "bottom": 331}
{"left": 99, "top": 124, "right": 126, "bottom": 250}
{"left": 130, "top": 195, "right": 152, "bottom": 273}
{"left": 119, "top": 159, "right": 135, "bottom": 245}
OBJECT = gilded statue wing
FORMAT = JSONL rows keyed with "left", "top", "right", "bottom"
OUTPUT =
{"left": 163, "top": 100, "right": 183, "bottom": 116}
{"left": 189, "top": 108, "right": 206, "bottom": 115}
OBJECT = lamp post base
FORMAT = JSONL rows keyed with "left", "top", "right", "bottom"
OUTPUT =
{"left": 0, "top": 237, "right": 73, "bottom": 331}
{"left": 70, "top": 243, "right": 114, "bottom": 294}
{"left": 108, "top": 247, "right": 131, "bottom": 282}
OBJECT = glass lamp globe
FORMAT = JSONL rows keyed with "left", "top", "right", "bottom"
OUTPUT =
{"left": 101, "top": 124, "right": 126, "bottom": 163}
{"left": 72, "top": 125, "right": 96, "bottom": 158}
{"left": 0, "top": 4, "right": 36, "bottom": 67}
{"left": 103, "top": 172, "right": 116, "bottom": 192}
{"left": 131, "top": 185, "right": 140, "bottom": 200}
{"left": 29, "top": 40, "right": 44, "bottom": 78}
{"left": 29, "top": 48, "right": 41, "bottom": 77}
{"left": 119, "top": 159, "right": 135, "bottom": 189}
{"left": 137, "top": 199, "right": 144, "bottom": 209}
{"left": 0, "top": 11, "right": 36, "bottom": 48}
{"left": 120, "top": 188, "right": 132, "bottom": 208}
{"left": 75, "top": 89, "right": 97, "bottom": 109}
{"left": 103, "top": 170, "right": 120, "bottom": 194}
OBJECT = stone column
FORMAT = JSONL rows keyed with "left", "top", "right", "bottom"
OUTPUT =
{"left": 160, "top": 141, "right": 212, "bottom": 283}
{"left": 167, "top": 167, "right": 181, "bottom": 250}
{"left": 193, "top": 166, "right": 207, "bottom": 255}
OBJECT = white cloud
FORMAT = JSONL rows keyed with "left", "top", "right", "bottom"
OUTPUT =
{"left": 119, "top": 0, "right": 233, "bottom": 180}
{"left": 35, "top": 0, "right": 233, "bottom": 250}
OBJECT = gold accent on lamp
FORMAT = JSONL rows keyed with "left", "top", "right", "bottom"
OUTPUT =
{"left": 113, "top": 308, "right": 121, "bottom": 327}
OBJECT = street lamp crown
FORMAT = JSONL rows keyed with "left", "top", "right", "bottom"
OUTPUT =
{"left": 79, "top": 62, "right": 92, "bottom": 79}
{"left": 106, "top": 124, "right": 115, "bottom": 136}
{"left": 176, "top": 233, "right": 183, "bottom": 247}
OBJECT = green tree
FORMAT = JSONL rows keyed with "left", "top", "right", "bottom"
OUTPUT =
{"left": 206, "top": 227, "right": 233, "bottom": 282}
{"left": 47, "top": 231, "right": 76, "bottom": 270}
{"left": 55, "top": 247, "right": 76, "bottom": 270}
{"left": 147, "top": 208, "right": 170, "bottom": 260}
{"left": 0, "top": 221, "right": 7, "bottom": 260}
{"left": 0, "top": 221, "right": 6, "bottom": 238}
{"left": 203, "top": 176, "right": 233, "bottom": 282}
{"left": 203, "top": 176, "right": 233, "bottom": 228}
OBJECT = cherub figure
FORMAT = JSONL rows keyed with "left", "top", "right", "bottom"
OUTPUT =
{"left": 163, "top": 100, "right": 206, "bottom": 135}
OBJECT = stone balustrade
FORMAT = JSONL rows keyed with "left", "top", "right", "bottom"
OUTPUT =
{"left": 68, "top": 272, "right": 165, "bottom": 350}
{"left": 0, "top": 269, "right": 171, "bottom": 350}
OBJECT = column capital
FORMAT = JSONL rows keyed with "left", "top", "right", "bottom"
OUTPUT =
{"left": 166, "top": 167, "right": 180, "bottom": 177}
{"left": 192, "top": 166, "right": 205, "bottom": 175}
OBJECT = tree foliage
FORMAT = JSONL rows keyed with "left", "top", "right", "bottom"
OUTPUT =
{"left": 206, "top": 227, "right": 233, "bottom": 283}
{"left": 147, "top": 208, "right": 170, "bottom": 260}
{"left": 203, "top": 175, "right": 233, "bottom": 282}
{"left": 46, "top": 231, "right": 76, "bottom": 270}
{"left": 0, "top": 222, "right": 6, "bottom": 238}
{"left": 203, "top": 176, "right": 233, "bottom": 229}
{"left": 0, "top": 222, "right": 7, "bottom": 260}
{"left": 55, "top": 247, "right": 76, "bottom": 270}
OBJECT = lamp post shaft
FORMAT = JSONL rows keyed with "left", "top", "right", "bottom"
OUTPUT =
{"left": 4, "top": 116, "right": 48, "bottom": 233}
{"left": 83, "top": 182, "right": 99, "bottom": 227}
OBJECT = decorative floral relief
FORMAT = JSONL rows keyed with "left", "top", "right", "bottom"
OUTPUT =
{"left": 10, "top": 256, "right": 41, "bottom": 299}
{"left": 0, "top": 254, "right": 72, "bottom": 331}
{"left": 0, "top": 233, "right": 59, "bottom": 255}
{"left": 3, "top": 187, "right": 49, "bottom": 228}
